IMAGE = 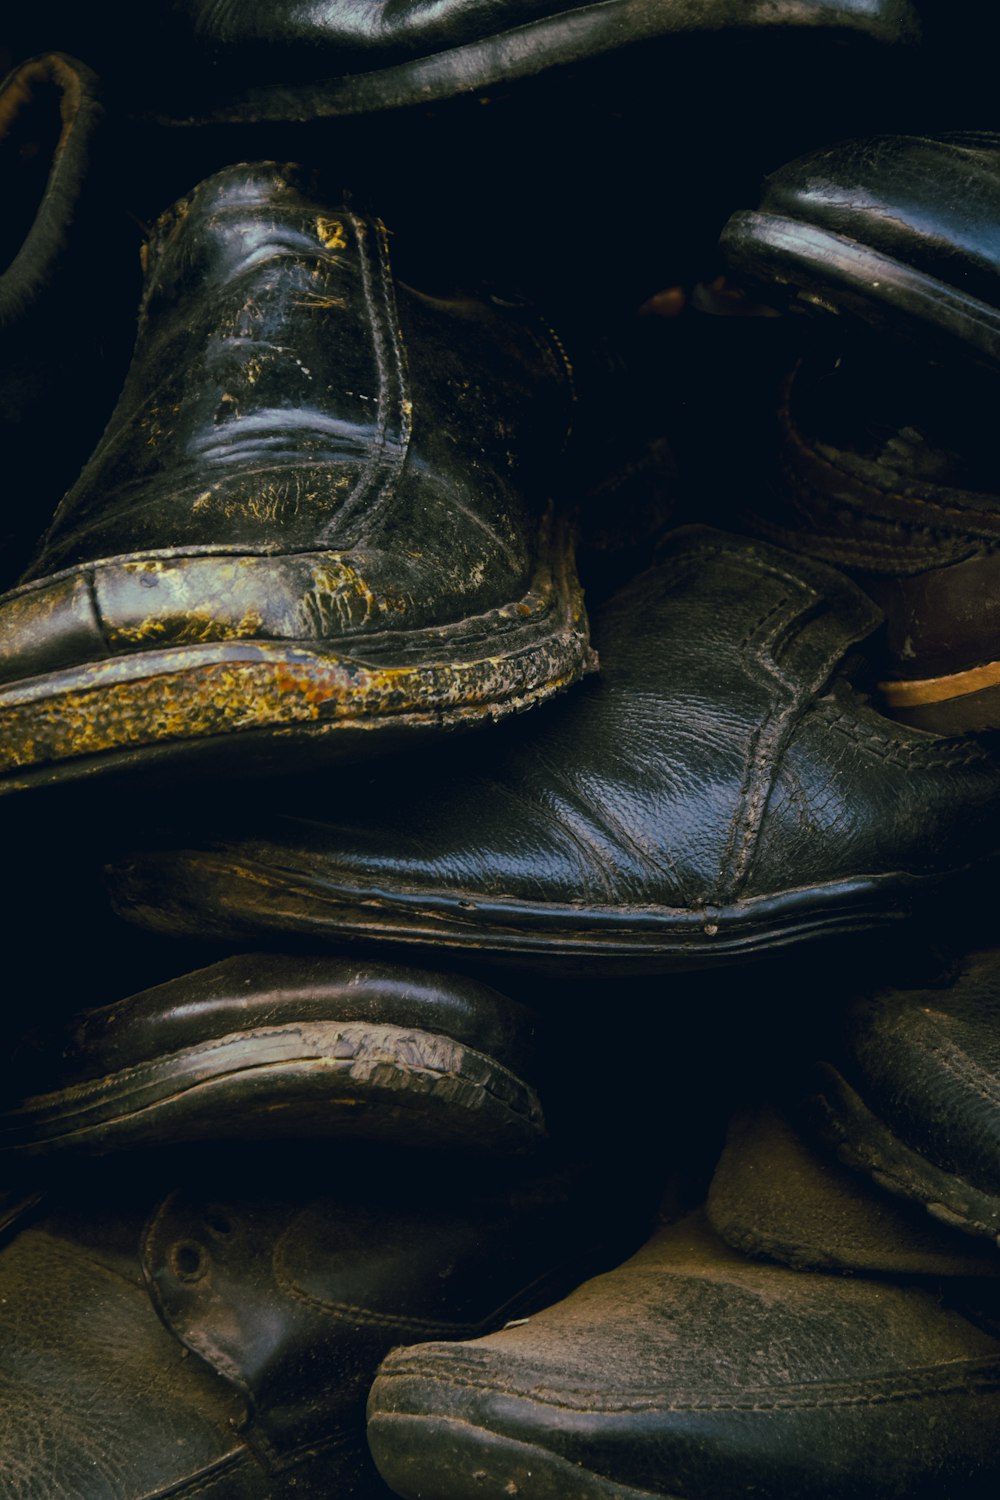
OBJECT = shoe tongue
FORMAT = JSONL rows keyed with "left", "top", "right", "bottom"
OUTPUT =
{"left": 708, "top": 1105, "right": 1000, "bottom": 1279}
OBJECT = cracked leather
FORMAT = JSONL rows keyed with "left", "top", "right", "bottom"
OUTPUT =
{"left": 0, "top": 1150, "right": 636, "bottom": 1496}
{"left": 4, "top": 159, "right": 572, "bottom": 661}
{"left": 721, "top": 132, "right": 1000, "bottom": 368}
{"left": 807, "top": 950, "right": 1000, "bottom": 1210}
{"left": 367, "top": 1208, "right": 1000, "bottom": 1500}
{"left": 109, "top": 526, "right": 1000, "bottom": 964}
{"left": 0, "top": 1188, "right": 270, "bottom": 1499}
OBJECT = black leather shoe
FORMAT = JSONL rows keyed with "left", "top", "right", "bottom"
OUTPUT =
{"left": 0, "top": 53, "right": 139, "bottom": 582}
{"left": 720, "top": 132, "right": 1000, "bottom": 372}
{"left": 728, "top": 346, "right": 1000, "bottom": 733}
{"left": 1, "top": 1150, "right": 636, "bottom": 1496}
{"left": 0, "top": 953, "right": 546, "bottom": 1160}
{"left": 367, "top": 1204, "right": 1000, "bottom": 1500}
{"left": 0, "top": 162, "right": 589, "bottom": 794}
{"left": 799, "top": 949, "right": 1000, "bottom": 1247}
{"left": 6, "top": 1, "right": 921, "bottom": 123}
{"left": 110, "top": 526, "right": 1000, "bottom": 970}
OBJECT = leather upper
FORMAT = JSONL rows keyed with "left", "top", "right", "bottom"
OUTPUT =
{"left": 5, "top": 952, "right": 542, "bottom": 1096}
{"left": 111, "top": 527, "right": 1000, "bottom": 948}
{"left": 827, "top": 951, "right": 1000, "bottom": 1200}
{"left": 368, "top": 1210, "right": 1000, "bottom": 1500}
{"left": 17, "top": 161, "right": 572, "bottom": 615}
{"left": 751, "top": 133, "right": 1000, "bottom": 309}
{"left": 9, "top": 2, "right": 921, "bottom": 118}
{"left": 0, "top": 1150, "right": 631, "bottom": 1495}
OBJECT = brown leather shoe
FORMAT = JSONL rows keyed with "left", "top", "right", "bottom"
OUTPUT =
{"left": 732, "top": 347, "right": 1000, "bottom": 733}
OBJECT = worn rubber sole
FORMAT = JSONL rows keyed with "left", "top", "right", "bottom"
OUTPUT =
{"left": 110, "top": 856, "right": 953, "bottom": 973}
{"left": 720, "top": 211, "right": 1000, "bottom": 371}
{"left": 148, "top": 0, "right": 915, "bottom": 124}
{"left": 0, "top": 535, "right": 589, "bottom": 796}
{"left": 367, "top": 1411, "right": 673, "bottom": 1500}
{"left": 803, "top": 1063, "right": 1000, "bottom": 1246}
{"left": 0, "top": 1021, "right": 545, "bottom": 1159}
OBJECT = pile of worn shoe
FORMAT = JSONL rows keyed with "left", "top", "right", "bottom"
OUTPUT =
{"left": 3, "top": 5, "right": 1000, "bottom": 1496}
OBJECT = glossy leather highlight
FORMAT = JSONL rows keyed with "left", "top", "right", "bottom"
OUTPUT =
{"left": 721, "top": 132, "right": 1000, "bottom": 370}
{"left": 110, "top": 527, "right": 1000, "bottom": 969}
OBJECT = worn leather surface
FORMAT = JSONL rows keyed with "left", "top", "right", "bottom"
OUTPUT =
{"left": 6, "top": 2, "right": 920, "bottom": 120}
{"left": 721, "top": 132, "right": 1000, "bottom": 367}
{"left": 0, "top": 53, "right": 139, "bottom": 583}
{"left": 367, "top": 1208, "right": 1000, "bottom": 1500}
{"left": 709, "top": 1104, "right": 1000, "bottom": 1277}
{"left": 145, "top": 1153, "right": 637, "bottom": 1471}
{"left": 0, "top": 160, "right": 591, "bottom": 788}
{"left": 0, "top": 1184, "right": 270, "bottom": 1498}
{"left": 0, "top": 1146, "right": 636, "bottom": 1496}
{"left": 734, "top": 351, "right": 1000, "bottom": 691}
{"left": 815, "top": 951, "right": 1000, "bottom": 1204}
{"left": 0, "top": 953, "right": 547, "bottom": 1158}
{"left": 10, "top": 159, "right": 572, "bottom": 636}
{"left": 7, "top": 952, "right": 541, "bottom": 1091}
{"left": 111, "top": 526, "right": 1000, "bottom": 966}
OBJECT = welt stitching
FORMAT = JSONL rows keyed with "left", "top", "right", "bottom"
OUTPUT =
{"left": 379, "top": 1362, "right": 1000, "bottom": 1414}
{"left": 268, "top": 1276, "right": 490, "bottom": 1338}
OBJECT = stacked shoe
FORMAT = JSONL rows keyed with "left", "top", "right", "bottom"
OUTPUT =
{"left": 6, "top": 16, "right": 1000, "bottom": 1500}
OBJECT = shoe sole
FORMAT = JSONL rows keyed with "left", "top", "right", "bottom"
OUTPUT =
{"left": 110, "top": 854, "right": 969, "bottom": 973}
{"left": 720, "top": 211, "right": 1000, "bottom": 371}
{"left": 0, "top": 1021, "right": 545, "bottom": 1159}
{"left": 0, "top": 524, "right": 588, "bottom": 794}
{"left": 804, "top": 1062, "right": 1000, "bottom": 1245}
{"left": 145, "top": 0, "right": 915, "bottom": 124}
{"left": 368, "top": 1411, "right": 675, "bottom": 1500}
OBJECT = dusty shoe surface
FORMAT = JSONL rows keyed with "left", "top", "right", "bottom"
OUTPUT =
{"left": 111, "top": 526, "right": 1000, "bottom": 970}
{"left": 801, "top": 949, "right": 1000, "bottom": 1246}
{"left": 721, "top": 132, "right": 1000, "bottom": 372}
{"left": 0, "top": 52, "right": 139, "bottom": 581}
{"left": 0, "top": 162, "right": 589, "bottom": 794}
{"left": 0, "top": 953, "right": 546, "bottom": 1159}
{"left": 733, "top": 349, "right": 1000, "bottom": 732}
{"left": 708, "top": 1103, "right": 1000, "bottom": 1277}
{"left": 1, "top": 1147, "right": 634, "bottom": 1497}
{"left": 7, "top": 1, "right": 920, "bottom": 123}
{"left": 367, "top": 1208, "right": 1000, "bottom": 1500}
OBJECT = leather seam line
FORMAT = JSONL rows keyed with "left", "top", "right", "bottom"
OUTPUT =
{"left": 141, "top": 1449, "right": 253, "bottom": 1499}
{"left": 777, "top": 445, "right": 1000, "bottom": 554}
{"left": 816, "top": 702, "right": 989, "bottom": 767}
{"left": 377, "top": 1362, "right": 1000, "bottom": 1413}
{"left": 786, "top": 417, "right": 1000, "bottom": 529}
{"left": 778, "top": 373, "right": 1000, "bottom": 530}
